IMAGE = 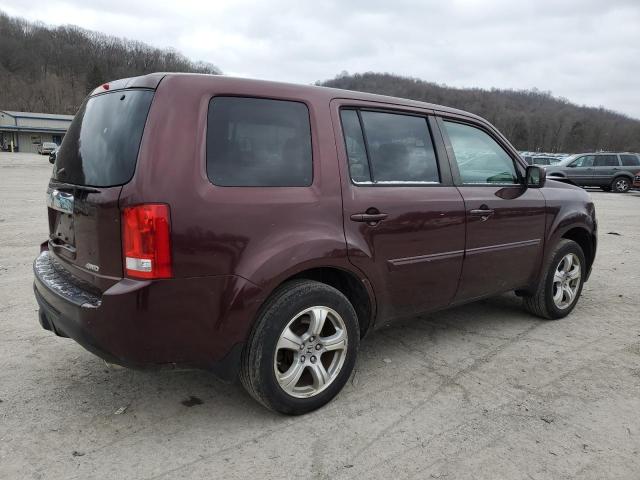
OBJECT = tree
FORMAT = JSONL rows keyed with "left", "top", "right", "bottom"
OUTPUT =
{"left": 85, "top": 64, "right": 103, "bottom": 94}
{"left": 319, "top": 72, "right": 640, "bottom": 153}
{"left": 0, "top": 10, "right": 221, "bottom": 114}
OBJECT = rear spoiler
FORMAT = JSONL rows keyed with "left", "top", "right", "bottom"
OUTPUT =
{"left": 90, "top": 73, "right": 166, "bottom": 96}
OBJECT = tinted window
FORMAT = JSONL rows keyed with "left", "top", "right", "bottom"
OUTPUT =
{"left": 358, "top": 111, "right": 439, "bottom": 183}
{"left": 620, "top": 154, "right": 640, "bottom": 167}
{"left": 443, "top": 121, "right": 518, "bottom": 184}
{"left": 570, "top": 155, "right": 594, "bottom": 167}
{"left": 207, "top": 97, "right": 312, "bottom": 187}
{"left": 594, "top": 155, "right": 619, "bottom": 167}
{"left": 53, "top": 90, "right": 154, "bottom": 187}
{"left": 340, "top": 110, "right": 371, "bottom": 183}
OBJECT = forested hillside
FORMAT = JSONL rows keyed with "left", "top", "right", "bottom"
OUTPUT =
{"left": 0, "top": 12, "right": 220, "bottom": 114}
{"left": 2, "top": 10, "right": 638, "bottom": 153}
{"left": 320, "top": 72, "right": 640, "bottom": 153}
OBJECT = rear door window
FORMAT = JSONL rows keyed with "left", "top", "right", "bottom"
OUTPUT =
{"left": 340, "top": 109, "right": 440, "bottom": 184}
{"left": 594, "top": 155, "right": 619, "bottom": 167}
{"left": 206, "top": 97, "right": 312, "bottom": 187}
{"left": 53, "top": 89, "right": 154, "bottom": 187}
{"left": 339, "top": 110, "right": 371, "bottom": 183}
{"left": 620, "top": 154, "right": 640, "bottom": 167}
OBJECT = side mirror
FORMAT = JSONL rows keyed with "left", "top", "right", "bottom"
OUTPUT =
{"left": 526, "top": 165, "right": 546, "bottom": 188}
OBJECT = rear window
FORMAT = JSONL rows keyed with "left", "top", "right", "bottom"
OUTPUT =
{"left": 620, "top": 154, "right": 640, "bottom": 167}
{"left": 53, "top": 89, "right": 153, "bottom": 187}
{"left": 206, "top": 96, "right": 312, "bottom": 187}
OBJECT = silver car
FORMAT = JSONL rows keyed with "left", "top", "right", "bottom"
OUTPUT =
{"left": 545, "top": 152, "right": 640, "bottom": 193}
{"left": 38, "top": 142, "right": 58, "bottom": 155}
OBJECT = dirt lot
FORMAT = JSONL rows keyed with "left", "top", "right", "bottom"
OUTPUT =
{"left": 1, "top": 152, "right": 639, "bottom": 479}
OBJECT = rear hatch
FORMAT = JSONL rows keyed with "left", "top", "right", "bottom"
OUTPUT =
{"left": 47, "top": 88, "right": 154, "bottom": 289}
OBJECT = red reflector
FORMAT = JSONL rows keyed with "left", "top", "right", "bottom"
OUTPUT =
{"left": 102, "top": 83, "right": 110, "bottom": 90}
{"left": 122, "top": 204, "right": 172, "bottom": 279}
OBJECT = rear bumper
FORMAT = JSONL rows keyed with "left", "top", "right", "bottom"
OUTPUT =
{"left": 33, "top": 251, "right": 263, "bottom": 380}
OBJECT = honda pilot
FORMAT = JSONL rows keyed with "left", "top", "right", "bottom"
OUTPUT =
{"left": 34, "top": 73, "right": 597, "bottom": 414}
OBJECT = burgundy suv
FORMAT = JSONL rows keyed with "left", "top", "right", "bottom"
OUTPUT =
{"left": 34, "top": 73, "right": 597, "bottom": 414}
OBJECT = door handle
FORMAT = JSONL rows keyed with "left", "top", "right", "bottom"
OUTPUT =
{"left": 470, "top": 207, "right": 495, "bottom": 221}
{"left": 350, "top": 212, "right": 388, "bottom": 223}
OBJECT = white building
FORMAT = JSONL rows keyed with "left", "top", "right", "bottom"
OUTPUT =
{"left": 0, "top": 110, "right": 74, "bottom": 154}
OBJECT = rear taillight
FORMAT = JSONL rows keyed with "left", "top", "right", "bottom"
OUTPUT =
{"left": 122, "top": 204, "right": 172, "bottom": 279}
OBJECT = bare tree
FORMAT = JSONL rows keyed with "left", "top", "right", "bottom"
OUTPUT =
{"left": 0, "top": 11, "right": 221, "bottom": 114}
{"left": 319, "top": 72, "right": 640, "bottom": 153}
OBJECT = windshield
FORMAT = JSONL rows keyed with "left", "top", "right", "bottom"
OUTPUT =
{"left": 53, "top": 89, "right": 154, "bottom": 187}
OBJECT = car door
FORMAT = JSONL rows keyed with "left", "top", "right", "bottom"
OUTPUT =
{"left": 331, "top": 100, "right": 466, "bottom": 321}
{"left": 437, "top": 117, "right": 546, "bottom": 302}
{"left": 592, "top": 154, "right": 621, "bottom": 186}
{"left": 564, "top": 155, "right": 595, "bottom": 185}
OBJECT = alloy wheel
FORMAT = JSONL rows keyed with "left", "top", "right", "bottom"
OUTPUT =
{"left": 615, "top": 178, "right": 629, "bottom": 192}
{"left": 552, "top": 253, "right": 581, "bottom": 309}
{"left": 273, "top": 306, "right": 348, "bottom": 398}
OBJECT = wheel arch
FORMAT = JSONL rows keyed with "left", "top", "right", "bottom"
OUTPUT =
{"left": 562, "top": 226, "right": 595, "bottom": 270}
{"left": 249, "top": 262, "right": 377, "bottom": 339}
{"left": 612, "top": 172, "right": 635, "bottom": 180}
{"left": 285, "top": 266, "right": 376, "bottom": 338}
{"left": 611, "top": 174, "right": 633, "bottom": 192}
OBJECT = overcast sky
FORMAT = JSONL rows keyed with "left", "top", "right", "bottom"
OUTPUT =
{"left": 2, "top": 0, "right": 639, "bottom": 118}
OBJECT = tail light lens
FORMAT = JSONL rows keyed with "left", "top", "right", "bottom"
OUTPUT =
{"left": 122, "top": 204, "right": 172, "bottom": 279}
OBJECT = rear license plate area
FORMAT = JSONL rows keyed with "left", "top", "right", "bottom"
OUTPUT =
{"left": 47, "top": 188, "right": 76, "bottom": 249}
{"left": 51, "top": 209, "right": 75, "bottom": 246}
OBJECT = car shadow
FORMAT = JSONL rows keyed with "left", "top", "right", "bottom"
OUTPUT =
{"left": 46, "top": 292, "right": 539, "bottom": 425}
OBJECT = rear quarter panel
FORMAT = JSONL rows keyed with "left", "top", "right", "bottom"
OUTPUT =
{"left": 120, "top": 75, "right": 360, "bottom": 342}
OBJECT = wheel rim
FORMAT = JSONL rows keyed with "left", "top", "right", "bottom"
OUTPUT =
{"left": 615, "top": 179, "right": 629, "bottom": 192}
{"left": 552, "top": 253, "right": 581, "bottom": 309}
{"left": 273, "top": 306, "right": 348, "bottom": 399}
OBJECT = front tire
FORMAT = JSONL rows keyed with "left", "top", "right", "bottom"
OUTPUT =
{"left": 240, "top": 280, "right": 359, "bottom": 415}
{"left": 523, "top": 239, "right": 586, "bottom": 319}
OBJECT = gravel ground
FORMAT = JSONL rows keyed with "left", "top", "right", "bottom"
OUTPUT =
{"left": 1, "top": 152, "right": 639, "bottom": 480}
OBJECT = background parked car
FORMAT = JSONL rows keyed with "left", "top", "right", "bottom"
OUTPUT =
{"left": 48, "top": 146, "right": 59, "bottom": 164}
{"left": 37, "top": 142, "right": 57, "bottom": 155}
{"left": 527, "top": 156, "right": 561, "bottom": 166}
{"left": 546, "top": 152, "right": 640, "bottom": 192}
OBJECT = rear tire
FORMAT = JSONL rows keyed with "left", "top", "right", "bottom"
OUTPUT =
{"left": 611, "top": 176, "right": 630, "bottom": 193}
{"left": 240, "top": 280, "right": 359, "bottom": 415}
{"left": 523, "top": 239, "right": 586, "bottom": 320}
